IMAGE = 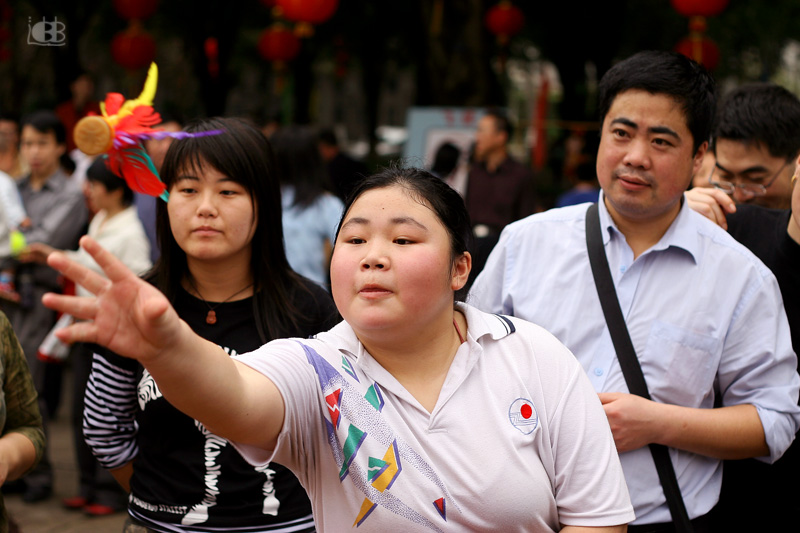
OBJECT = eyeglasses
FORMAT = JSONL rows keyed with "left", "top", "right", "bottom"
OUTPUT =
{"left": 709, "top": 159, "right": 792, "bottom": 198}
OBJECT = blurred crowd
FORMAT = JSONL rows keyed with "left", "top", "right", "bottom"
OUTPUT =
{"left": 0, "top": 50, "right": 799, "bottom": 533}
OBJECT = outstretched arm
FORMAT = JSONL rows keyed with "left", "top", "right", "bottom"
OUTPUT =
{"left": 43, "top": 236, "right": 285, "bottom": 450}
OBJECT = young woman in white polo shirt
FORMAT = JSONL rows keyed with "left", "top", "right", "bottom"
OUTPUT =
{"left": 43, "top": 167, "right": 634, "bottom": 532}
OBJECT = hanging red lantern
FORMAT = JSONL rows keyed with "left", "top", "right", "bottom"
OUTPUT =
{"left": 486, "top": 1, "right": 525, "bottom": 45}
{"left": 258, "top": 25, "right": 301, "bottom": 64}
{"left": 113, "top": 0, "right": 159, "bottom": 21}
{"left": 675, "top": 35, "right": 720, "bottom": 70}
{"left": 670, "top": 0, "right": 729, "bottom": 17}
{"left": 111, "top": 24, "right": 156, "bottom": 70}
{"left": 205, "top": 37, "right": 219, "bottom": 78}
{"left": 274, "top": 0, "right": 338, "bottom": 25}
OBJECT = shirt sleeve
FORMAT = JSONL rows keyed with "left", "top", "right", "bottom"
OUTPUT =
{"left": 716, "top": 271, "right": 800, "bottom": 463}
{"left": 0, "top": 173, "right": 26, "bottom": 228}
{"left": 469, "top": 224, "right": 514, "bottom": 315}
{"left": 0, "top": 312, "right": 44, "bottom": 472}
{"left": 83, "top": 351, "right": 140, "bottom": 469}
{"left": 230, "top": 339, "right": 322, "bottom": 486}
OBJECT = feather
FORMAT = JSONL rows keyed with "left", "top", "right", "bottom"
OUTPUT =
{"left": 106, "top": 143, "right": 169, "bottom": 201}
{"left": 119, "top": 63, "right": 158, "bottom": 117}
{"left": 101, "top": 93, "right": 125, "bottom": 117}
{"left": 76, "top": 62, "right": 220, "bottom": 202}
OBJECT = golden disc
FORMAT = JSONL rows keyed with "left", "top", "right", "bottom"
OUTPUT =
{"left": 74, "top": 116, "right": 114, "bottom": 156}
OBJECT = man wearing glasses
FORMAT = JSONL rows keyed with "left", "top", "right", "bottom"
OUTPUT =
{"left": 686, "top": 82, "right": 800, "bottom": 531}
{"left": 694, "top": 83, "right": 799, "bottom": 215}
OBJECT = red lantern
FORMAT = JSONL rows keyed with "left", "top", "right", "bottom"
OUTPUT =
{"left": 675, "top": 35, "right": 720, "bottom": 70}
{"left": 111, "top": 27, "right": 156, "bottom": 70}
{"left": 113, "top": 0, "right": 159, "bottom": 20}
{"left": 486, "top": 1, "right": 525, "bottom": 45}
{"left": 275, "top": 0, "right": 338, "bottom": 25}
{"left": 670, "top": 0, "right": 729, "bottom": 17}
{"left": 258, "top": 25, "right": 301, "bottom": 63}
{"left": 205, "top": 37, "right": 219, "bottom": 78}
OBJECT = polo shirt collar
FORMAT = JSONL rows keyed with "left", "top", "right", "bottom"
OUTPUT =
{"left": 456, "top": 302, "right": 515, "bottom": 341}
{"left": 325, "top": 303, "right": 516, "bottom": 364}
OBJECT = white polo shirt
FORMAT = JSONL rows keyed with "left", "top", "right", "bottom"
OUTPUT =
{"left": 233, "top": 303, "right": 634, "bottom": 532}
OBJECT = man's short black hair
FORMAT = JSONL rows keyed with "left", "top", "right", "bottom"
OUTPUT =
{"left": 598, "top": 50, "right": 716, "bottom": 154}
{"left": 712, "top": 83, "right": 800, "bottom": 160}
{"left": 21, "top": 110, "right": 66, "bottom": 145}
{"left": 484, "top": 108, "right": 513, "bottom": 142}
{"left": 0, "top": 112, "right": 20, "bottom": 127}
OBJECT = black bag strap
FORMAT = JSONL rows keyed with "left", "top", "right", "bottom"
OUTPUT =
{"left": 585, "top": 203, "right": 693, "bottom": 532}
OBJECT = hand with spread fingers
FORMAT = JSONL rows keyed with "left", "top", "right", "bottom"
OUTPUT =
{"left": 42, "top": 235, "right": 187, "bottom": 364}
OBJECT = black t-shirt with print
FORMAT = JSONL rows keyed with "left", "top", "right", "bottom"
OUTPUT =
{"left": 104, "top": 277, "right": 338, "bottom": 531}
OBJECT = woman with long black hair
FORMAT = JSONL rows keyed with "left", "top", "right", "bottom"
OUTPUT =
{"left": 82, "top": 117, "right": 338, "bottom": 532}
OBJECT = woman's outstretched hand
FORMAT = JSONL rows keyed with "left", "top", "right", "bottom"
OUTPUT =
{"left": 42, "top": 236, "right": 185, "bottom": 363}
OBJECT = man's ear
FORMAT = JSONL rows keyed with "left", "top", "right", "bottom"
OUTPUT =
{"left": 691, "top": 141, "right": 709, "bottom": 177}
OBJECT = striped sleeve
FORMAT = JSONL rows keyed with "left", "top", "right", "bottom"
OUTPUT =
{"left": 82, "top": 352, "right": 140, "bottom": 469}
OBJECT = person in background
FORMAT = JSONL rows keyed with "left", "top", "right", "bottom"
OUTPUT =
{"left": 430, "top": 141, "right": 461, "bottom": 181}
{"left": 464, "top": 108, "right": 535, "bottom": 287}
{"left": 81, "top": 117, "right": 338, "bottom": 533}
{"left": 318, "top": 127, "right": 368, "bottom": 202}
{"left": 55, "top": 71, "right": 101, "bottom": 153}
{"left": 23, "top": 156, "right": 150, "bottom": 516}
{"left": 0, "top": 309, "right": 45, "bottom": 532}
{"left": 555, "top": 161, "right": 600, "bottom": 208}
{"left": 0, "top": 114, "right": 28, "bottom": 180}
{"left": 707, "top": 83, "right": 800, "bottom": 210}
{"left": 685, "top": 142, "right": 800, "bottom": 532}
{"left": 1, "top": 110, "right": 88, "bottom": 503}
{"left": 273, "top": 125, "right": 344, "bottom": 289}
{"left": 44, "top": 167, "right": 634, "bottom": 532}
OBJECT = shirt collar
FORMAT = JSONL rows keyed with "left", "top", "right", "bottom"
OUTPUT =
{"left": 456, "top": 302, "right": 516, "bottom": 341}
{"left": 323, "top": 303, "right": 517, "bottom": 363}
{"left": 21, "top": 167, "right": 68, "bottom": 192}
{"left": 597, "top": 190, "right": 700, "bottom": 263}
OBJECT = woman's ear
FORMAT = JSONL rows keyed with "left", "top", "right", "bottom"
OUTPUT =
{"left": 451, "top": 252, "right": 472, "bottom": 292}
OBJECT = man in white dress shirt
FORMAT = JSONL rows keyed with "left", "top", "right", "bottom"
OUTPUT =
{"left": 470, "top": 50, "right": 800, "bottom": 531}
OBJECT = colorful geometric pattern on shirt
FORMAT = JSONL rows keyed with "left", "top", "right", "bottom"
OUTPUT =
{"left": 297, "top": 341, "right": 457, "bottom": 531}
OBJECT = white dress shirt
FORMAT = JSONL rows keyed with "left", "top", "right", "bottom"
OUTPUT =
{"left": 470, "top": 193, "right": 800, "bottom": 524}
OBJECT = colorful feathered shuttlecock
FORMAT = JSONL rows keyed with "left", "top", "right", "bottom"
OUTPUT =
{"left": 73, "top": 63, "right": 222, "bottom": 201}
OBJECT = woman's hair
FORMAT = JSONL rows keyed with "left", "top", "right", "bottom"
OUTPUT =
{"left": 430, "top": 142, "right": 461, "bottom": 179}
{"left": 271, "top": 125, "right": 331, "bottom": 209}
{"left": 87, "top": 156, "right": 134, "bottom": 206}
{"left": 334, "top": 166, "right": 473, "bottom": 301}
{"left": 154, "top": 116, "right": 305, "bottom": 342}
